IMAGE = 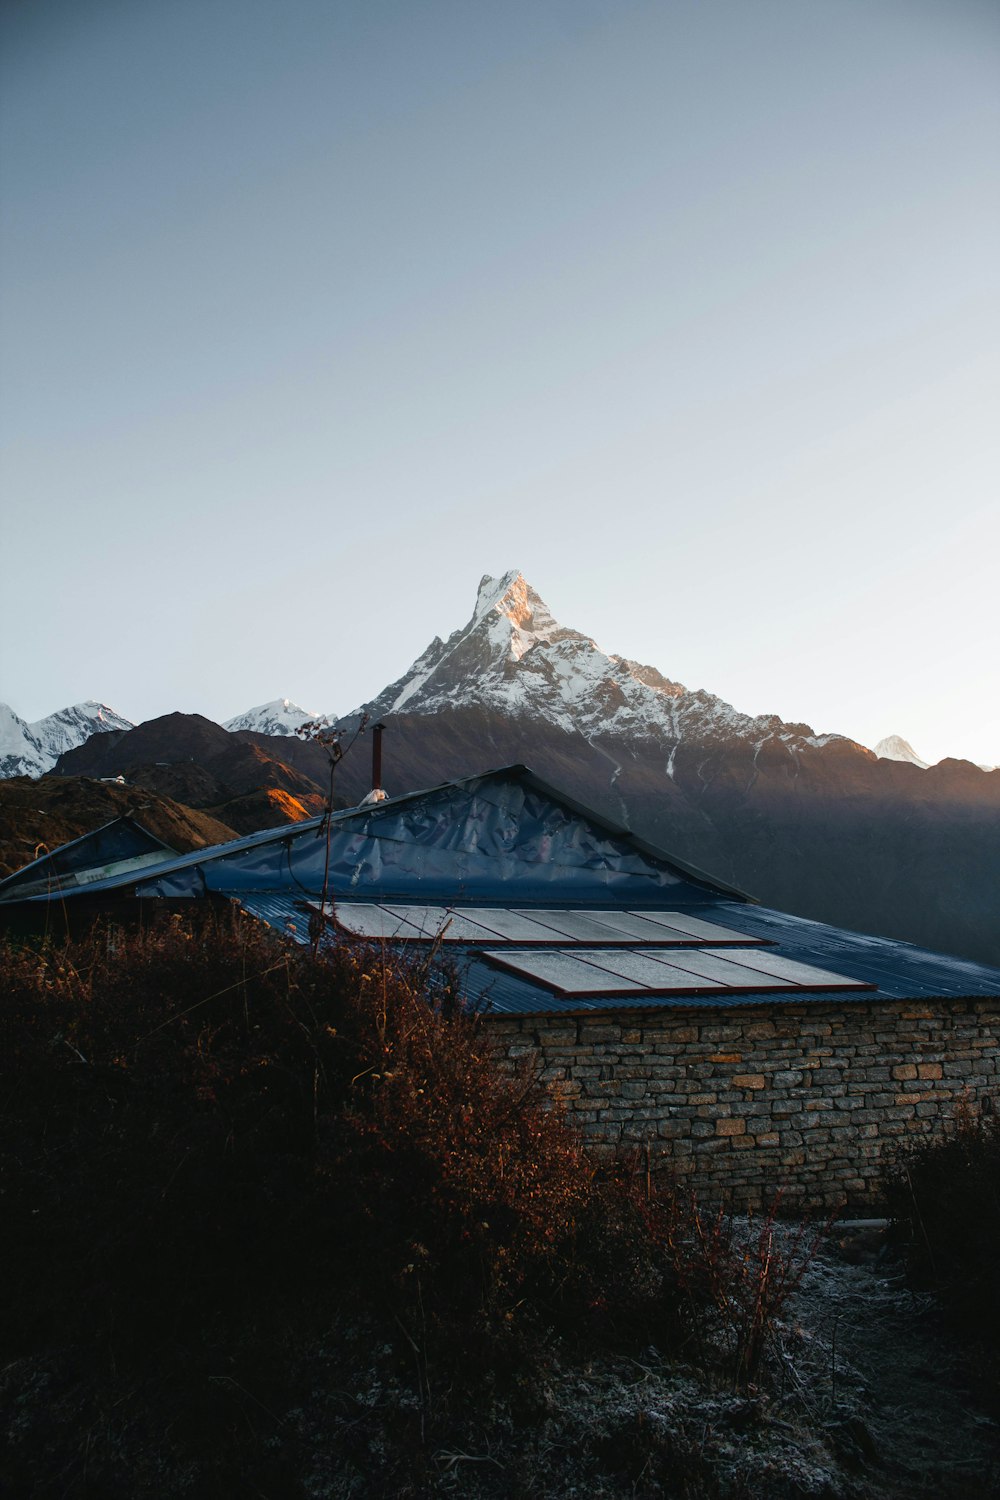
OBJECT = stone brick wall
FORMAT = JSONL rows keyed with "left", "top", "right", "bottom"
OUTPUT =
{"left": 488, "top": 998, "right": 1000, "bottom": 1210}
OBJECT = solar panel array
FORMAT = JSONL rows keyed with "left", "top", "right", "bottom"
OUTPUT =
{"left": 308, "top": 901, "right": 872, "bottom": 998}
{"left": 312, "top": 902, "right": 765, "bottom": 947}
{"left": 482, "top": 947, "right": 871, "bottom": 997}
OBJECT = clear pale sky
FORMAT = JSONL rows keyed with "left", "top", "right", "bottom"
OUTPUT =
{"left": 2, "top": 0, "right": 997, "bottom": 766}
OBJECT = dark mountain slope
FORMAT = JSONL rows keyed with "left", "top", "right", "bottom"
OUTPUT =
{"left": 54, "top": 713, "right": 326, "bottom": 828}
{"left": 311, "top": 702, "right": 1000, "bottom": 964}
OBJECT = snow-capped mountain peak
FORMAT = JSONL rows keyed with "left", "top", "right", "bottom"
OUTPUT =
{"left": 474, "top": 569, "right": 560, "bottom": 637}
{"left": 469, "top": 570, "right": 587, "bottom": 666}
{"left": 0, "top": 703, "right": 45, "bottom": 778}
{"left": 223, "top": 698, "right": 324, "bottom": 736}
{"left": 31, "top": 700, "right": 133, "bottom": 760}
{"left": 0, "top": 700, "right": 133, "bottom": 778}
{"left": 874, "top": 735, "right": 929, "bottom": 770}
{"left": 359, "top": 571, "right": 844, "bottom": 756}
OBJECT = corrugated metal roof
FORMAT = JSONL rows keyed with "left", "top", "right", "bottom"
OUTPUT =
{"left": 229, "top": 892, "right": 1000, "bottom": 1016}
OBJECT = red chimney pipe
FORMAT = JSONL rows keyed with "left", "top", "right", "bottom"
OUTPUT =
{"left": 372, "top": 722, "right": 385, "bottom": 793}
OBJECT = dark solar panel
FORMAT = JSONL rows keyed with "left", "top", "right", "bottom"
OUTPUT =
{"left": 700, "top": 948, "right": 873, "bottom": 990}
{"left": 483, "top": 949, "right": 652, "bottom": 995}
{"left": 316, "top": 903, "right": 424, "bottom": 940}
{"left": 631, "top": 911, "right": 761, "bottom": 944}
{"left": 380, "top": 905, "right": 500, "bottom": 941}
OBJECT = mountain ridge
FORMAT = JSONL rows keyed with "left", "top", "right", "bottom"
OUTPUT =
{"left": 4, "top": 574, "right": 985, "bottom": 768}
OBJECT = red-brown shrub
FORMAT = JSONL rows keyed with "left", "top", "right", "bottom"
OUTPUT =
{"left": 0, "top": 911, "right": 819, "bottom": 1493}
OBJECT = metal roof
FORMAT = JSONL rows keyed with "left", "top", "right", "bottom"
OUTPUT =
{"left": 230, "top": 891, "right": 1000, "bottom": 1017}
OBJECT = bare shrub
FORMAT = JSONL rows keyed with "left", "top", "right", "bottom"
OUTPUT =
{"left": 0, "top": 912, "right": 822, "bottom": 1493}
{"left": 883, "top": 1091, "right": 1000, "bottom": 1384}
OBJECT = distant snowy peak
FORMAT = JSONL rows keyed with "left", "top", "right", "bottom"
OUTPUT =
{"left": 874, "top": 735, "right": 929, "bottom": 770}
{"left": 0, "top": 700, "right": 133, "bottom": 778}
{"left": 32, "top": 700, "right": 133, "bottom": 761}
{"left": 0, "top": 704, "right": 46, "bottom": 778}
{"left": 360, "top": 571, "right": 844, "bottom": 754}
{"left": 224, "top": 698, "right": 324, "bottom": 737}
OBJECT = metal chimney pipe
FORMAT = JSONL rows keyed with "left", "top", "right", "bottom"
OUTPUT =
{"left": 371, "top": 722, "right": 385, "bottom": 793}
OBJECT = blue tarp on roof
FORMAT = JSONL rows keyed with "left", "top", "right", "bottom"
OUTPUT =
{"left": 17, "top": 767, "right": 746, "bottom": 907}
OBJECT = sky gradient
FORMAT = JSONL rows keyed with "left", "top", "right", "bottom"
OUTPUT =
{"left": 2, "top": 0, "right": 998, "bottom": 766}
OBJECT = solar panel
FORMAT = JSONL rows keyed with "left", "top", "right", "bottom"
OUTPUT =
{"left": 645, "top": 949, "right": 795, "bottom": 989}
{"left": 576, "top": 910, "right": 740, "bottom": 943}
{"left": 320, "top": 902, "right": 873, "bottom": 998}
{"left": 631, "top": 911, "right": 761, "bottom": 944}
{"left": 563, "top": 950, "right": 732, "bottom": 989}
{"left": 484, "top": 945, "right": 873, "bottom": 998}
{"left": 510, "top": 908, "right": 660, "bottom": 942}
{"left": 448, "top": 907, "right": 577, "bottom": 942}
{"left": 482, "top": 949, "right": 654, "bottom": 996}
{"left": 317, "top": 903, "right": 425, "bottom": 940}
{"left": 380, "top": 905, "right": 501, "bottom": 941}
{"left": 324, "top": 902, "right": 771, "bottom": 946}
{"left": 700, "top": 948, "right": 872, "bottom": 991}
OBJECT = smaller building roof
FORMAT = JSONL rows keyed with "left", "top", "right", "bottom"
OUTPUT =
{"left": 0, "top": 816, "right": 178, "bottom": 902}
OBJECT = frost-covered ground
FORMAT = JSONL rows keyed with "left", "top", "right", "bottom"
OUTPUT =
{"left": 293, "top": 1223, "right": 1000, "bottom": 1499}
{"left": 5, "top": 1222, "right": 995, "bottom": 1496}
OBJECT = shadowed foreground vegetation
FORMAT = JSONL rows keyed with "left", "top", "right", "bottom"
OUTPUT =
{"left": 0, "top": 915, "right": 840, "bottom": 1495}
{"left": 884, "top": 1092, "right": 1000, "bottom": 1409}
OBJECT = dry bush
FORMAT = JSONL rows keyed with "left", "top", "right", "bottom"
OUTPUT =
{"left": 0, "top": 912, "right": 819, "bottom": 1494}
{"left": 884, "top": 1092, "right": 1000, "bottom": 1387}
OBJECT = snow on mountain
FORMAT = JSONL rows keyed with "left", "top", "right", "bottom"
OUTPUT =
{"left": 0, "top": 700, "right": 133, "bottom": 778}
{"left": 223, "top": 698, "right": 323, "bottom": 736}
{"left": 0, "top": 704, "right": 47, "bottom": 778}
{"left": 32, "top": 701, "right": 133, "bottom": 761}
{"left": 874, "top": 735, "right": 930, "bottom": 770}
{"left": 359, "top": 570, "right": 848, "bottom": 754}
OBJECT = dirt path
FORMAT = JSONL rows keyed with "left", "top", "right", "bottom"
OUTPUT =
{"left": 782, "top": 1223, "right": 1000, "bottom": 1498}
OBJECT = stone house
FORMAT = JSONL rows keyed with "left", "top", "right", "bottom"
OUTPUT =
{"left": 5, "top": 765, "right": 998, "bottom": 1208}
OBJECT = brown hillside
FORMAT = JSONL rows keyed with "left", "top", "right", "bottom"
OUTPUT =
{"left": 209, "top": 787, "right": 324, "bottom": 836}
{"left": 0, "top": 777, "right": 236, "bottom": 882}
{"left": 54, "top": 712, "right": 326, "bottom": 808}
